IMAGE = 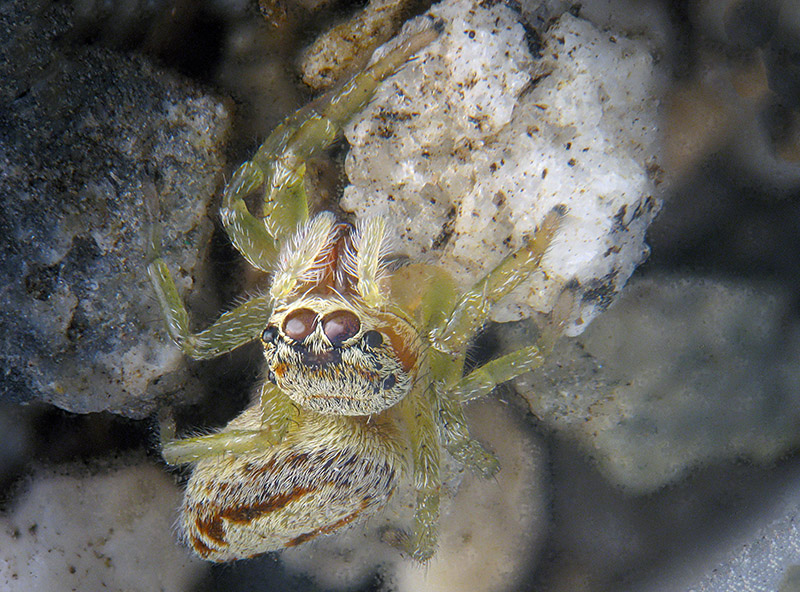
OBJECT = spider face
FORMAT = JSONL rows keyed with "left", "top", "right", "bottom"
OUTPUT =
{"left": 262, "top": 295, "right": 420, "bottom": 415}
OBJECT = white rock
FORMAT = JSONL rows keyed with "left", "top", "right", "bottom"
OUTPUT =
{"left": 342, "top": 0, "right": 664, "bottom": 335}
{"left": 0, "top": 459, "right": 205, "bottom": 592}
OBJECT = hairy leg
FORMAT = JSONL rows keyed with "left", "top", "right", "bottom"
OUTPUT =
{"left": 447, "top": 286, "right": 577, "bottom": 403}
{"left": 430, "top": 205, "right": 566, "bottom": 354}
{"left": 147, "top": 257, "right": 273, "bottom": 359}
{"left": 162, "top": 424, "right": 275, "bottom": 466}
{"left": 390, "top": 383, "right": 442, "bottom": 562}
{"left": 220, "top": 24, "right": 441, "bottom": 270}
{"left": 259, "top": 381, "right": 297, "bottom": 444}
{"left": 434, "top": 387, "right": 500, "bottom": 478}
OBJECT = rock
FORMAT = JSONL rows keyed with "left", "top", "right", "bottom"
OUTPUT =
{"left": 514, "top": 274, "right": 800, "bottom": 493}
{"left": 0, "top": 457, "right": 206, "bottom": 591}
{"left": 0, "top": 0, "right": 231, "bottom": 418}
{"left": 630, "top": 462, "right": 800, "bottom": 592}
{"left": 341, "top": 1, "right": 665, "bottom": 336}
{"left": 299, "top": 0, "right": 412, "bottom": 91}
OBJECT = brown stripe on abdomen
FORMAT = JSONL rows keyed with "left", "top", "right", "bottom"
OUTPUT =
{"left": 286, "top": 501, "right": 368, "bottom": 547}
{"left": 220, "top": 485, "right": 313, "bottom": 523}
{"left": 194, "top": 513, "right": 227, "bottom": 546}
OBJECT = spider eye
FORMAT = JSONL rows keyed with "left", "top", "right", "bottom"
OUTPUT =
{"left": 261, "top": 325, "right": 279, "bottom": 344}
{"left": 362, "top": 330, "right": 383, "bottom": 348}
{"left": 283, "top": 308, "right": 318, "bottom": 341}
{"left": 322, "top": 310, "right": 361, "bottom": 346}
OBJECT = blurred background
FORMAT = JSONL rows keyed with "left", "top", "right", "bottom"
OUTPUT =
{"left": 1, "top": 0, "right": 800, "bottom": 590}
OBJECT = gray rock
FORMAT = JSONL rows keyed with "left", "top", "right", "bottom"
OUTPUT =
{"left": 0, "top": 0, "right": 231, "bottom": 418}
{"left": 514, "top": 274, "right": 800, "bottom": 493}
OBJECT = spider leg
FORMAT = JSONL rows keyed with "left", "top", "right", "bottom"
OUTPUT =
{"left": 387, "top": 383, "right": 441, "bottom": 562}
{"left": 259, "top": 381, "right": 297, "bottom": 444}
{"left": 430, "top": 205, "right": 566, "bottom": 354}
{"left": 161, "top": 382, "right": 295, "bottom": 465}
{"left": 447, "top": 286, "right": 576, "bottom": 403}
{"left": 220, "top": 24, "right": 440, "bottom": 272}
{"left": 162, "top": 427, "right": 276, "bottom": 465}
{"left": 148, "top": 256, "right": 273, "bottom": 359}
{"left": 145, "top": 181, "right": 273, "bottom": 359}
{"left": 448, "top": 344, "right": 545, "bottom": 403}
{"left": 434, "top": 387, "right": 500, "bottom": 478}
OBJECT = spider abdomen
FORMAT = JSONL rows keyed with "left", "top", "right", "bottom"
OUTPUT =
{"left": 181, "top": 406, "right": 405, "bottom": 561}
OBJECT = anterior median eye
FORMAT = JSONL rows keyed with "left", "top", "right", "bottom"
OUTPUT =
{"left": 283, "top": 308, "right": 318, "bottom": 341}
{"left": 322, "top": 310, "right": 361, "bottom": 346}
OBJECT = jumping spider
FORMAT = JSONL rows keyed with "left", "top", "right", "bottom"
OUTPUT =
{"left": 149, "top": 23, "right": 568, "bottom": 562}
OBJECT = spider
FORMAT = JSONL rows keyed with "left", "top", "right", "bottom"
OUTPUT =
{"left": 149, "top": 21, "right": 569, "bottom": 562}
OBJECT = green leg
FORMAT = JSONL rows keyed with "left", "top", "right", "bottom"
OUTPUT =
{"left": 430, "top": 205, "right": 566, "bottom": 354}
{"left": 259, "top": 381, "right": 297, "bottom": 444}
{"left": 389, "top": 383, "right": 441, "bottom": 562}
{"left": 219, "top": 160, "right": 284, "bottom": 272}
{"left": 160, "top": 385, "right": 296, "bottom": 465}
{"left": 435, "top": 387, "right": 499, "bottom": 478}
{"left": 448, "top": 344, "right": 545, "bottom": 403}
{"left": 148, "top": 257, "right": 273, "bottom": 359}
{"left": 220, "top": 25, "right": 441, "bottom": 267}
{"left": 446, "top": 286, "right": 577, "bottom": 403}
{"left": 161, "top": 427, "right": 275, "bottom": 466}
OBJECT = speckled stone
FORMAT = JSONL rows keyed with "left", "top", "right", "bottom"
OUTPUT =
{"left": 341, "top": 2, "right": 665, "bottom": 336}
{"left": 0, "top": 0, "right": 231, "bottom": 418}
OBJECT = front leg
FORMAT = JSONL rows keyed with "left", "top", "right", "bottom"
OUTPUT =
{"left": 147, "top": 257, "right": 273, "bottom": 359}
{"left": 220, "top": 24, "right": 441, "bottom": 270}
{"left": 430, "top": 205, "right": 566, "bottom": 354}
{"left": 259, "top": 381, "right": 297, "bottom": 444}
{"left": 162, "top": 426, "right": 275, "bottom": 466}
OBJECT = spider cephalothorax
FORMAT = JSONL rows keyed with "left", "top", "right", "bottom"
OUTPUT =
{"left": 262, "top": 278, "right": 420, "bottom": 415}
{"left": 260, "top": 212, "right": 421, "bottom": 415}
{"left": 149, "top": 22, "right": 569, "bottom": 564}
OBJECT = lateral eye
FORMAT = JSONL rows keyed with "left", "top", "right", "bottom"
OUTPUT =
{"left": 322, "top": 310, "right": 361, "bottom": 346}
{"left": 362, "top": 330, "right": 383, "bottom": 348}
{"left": 283, "top": 308, "right": 317, "bottom": 341}
{"left": 261, "top": 325, "right": 279, "bottom": 344}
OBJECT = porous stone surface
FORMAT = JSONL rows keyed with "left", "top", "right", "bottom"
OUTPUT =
{"left": 0, "top": 458, "right": 206, "bottom": 591}
{"left": 340, "top": 1, "right": 664, "bottom": 336}
{"left": 514, "top": 274, "right": 800, "bottom": 493}
{"left": 0, "top": 0, "right": 231, "bottom": 417}
{"left": 277, "top": 398, "right": 549, "bottom": 591}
